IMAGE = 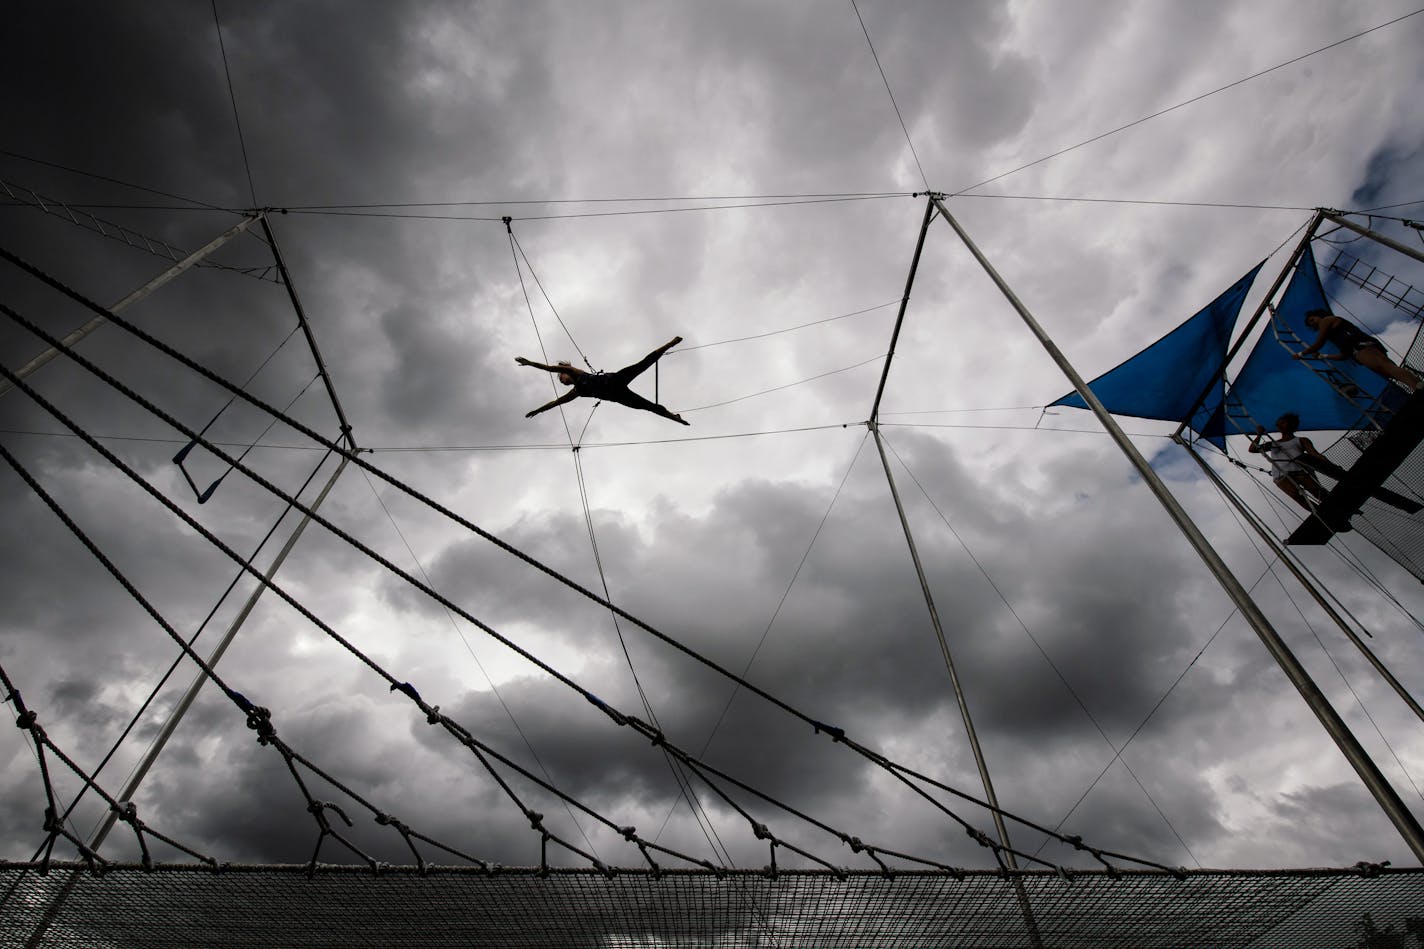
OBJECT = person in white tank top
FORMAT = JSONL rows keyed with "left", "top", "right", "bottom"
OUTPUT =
{"left": 1248, "top": 412, "right": 1326, "bottom": 511}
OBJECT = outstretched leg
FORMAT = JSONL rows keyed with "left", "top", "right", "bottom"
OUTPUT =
{"left": 602, "top": 386, "right": 690, "bottom": 425}
{"left": 611, "top": 336, "right": 683, "bottom": 385}
{"left": 1354, "top": 346, "right": 1421, "bottom": 393}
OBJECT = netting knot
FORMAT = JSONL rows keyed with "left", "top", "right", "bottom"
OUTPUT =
{"left": 527, "top": 811, "right": 545, "bottom": 831}
{"left": 425, "top": 704, "right": 443, "bottom": 725}
{"left": 619, "top": 825, "right": 637, "bottom": 841}
{"left": 751, "top": 822, "right": 771, "bottom": 841}
{"left": 15, "top": 709, "right": 38, "bottom": 730}
{"left": 965, "top": 827, "right": 995, "bottom": 850}
{"left": 1063, "top": 833, "right": 1085, "bottom": 851}
{"left": 114, "top": 801, "right": 141, "bottom": 827}
{"left": 843, "top": 834, "right": 865, "bottom": 854}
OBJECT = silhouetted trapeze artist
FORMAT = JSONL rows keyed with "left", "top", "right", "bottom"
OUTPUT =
{"left": 517, "top": 336, "right": 689, "bottom": 424}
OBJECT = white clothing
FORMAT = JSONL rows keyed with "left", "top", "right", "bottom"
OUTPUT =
{"left": 1261, "top": 436, "right": 1307, "bottom": 479}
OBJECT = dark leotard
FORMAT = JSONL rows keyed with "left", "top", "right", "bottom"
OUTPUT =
{"left": 573, "top": 372, "right": 620, "bottom": 399}
{"left": 1322, "top": 318, "right": 1382, "bottom": 355}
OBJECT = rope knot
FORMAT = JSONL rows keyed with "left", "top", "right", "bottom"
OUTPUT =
{"left": 425, "top": 704, "right": 443, "bottom": 725}
{"left": 15, "top": 709, "right": 38, "bottom": 730}
{"left": 244, "top": 705, "right": 275, "bottom": 743}
{"left": 619, "top": 826, "right": 637, "bottom": 841}
{"left": 844, "top": 835, "right": 865, "bottom": 853}
{"left": 751, "top": 822, "right": 771, "bottom": 841}
{"left": 527, "top": 811, "right": 545, "bottom": 831}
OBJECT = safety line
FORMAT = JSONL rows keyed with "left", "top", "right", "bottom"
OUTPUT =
{"left": 953, "top": 7, "right": 1424, "bottom": 196}
{"left": 508, "top": 225, "right": 591, "bottom": 368}
{"left": 670, "top": 300, "right": 900, "bottom": 353}
{"left": 293, "top": 193, "right": 907, "bottom": 222}
{"left": 211, "top": 0, "right": 257, "bottom": 207}
{"left": 652, "top": 430, "right": 871, "bottom": 847}
{"left": 571, "top": 449, "right": 737, "bottom": 868}
{"left": 682, "top": 356, "right": 884, "bottom": 413}
{"left": 0, "top": 149, "right": 228, "bottom": 212}
{"left": 881, "top": 432, "right": 1200, "bottom": 868}
{"left": 850, "top": 0, "right": 929, "bottom": 191}
{"left": 507, "top": 221, "right": 734, "bottom": 865}
{"left": 359, "top": 466, "right": 605, "bottom": 862}
{"left": 1035, "top": 560, "right": 1275, "bottom": 859}
{"left": 1202, "top": 461, "right": 1424, "bottom": 805}
{"left": 63, "top": 444, "right": 338, "bottom": 851}
{"left": 0, "top": 421, "right": 859, "bottom": 452}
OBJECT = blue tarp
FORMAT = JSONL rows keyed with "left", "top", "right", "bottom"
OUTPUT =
{"left": 1052, "top": 262, "right": 1264, "bottom": 448}
{"left": 1212, "top": 244, "right": 1390, "bottom": 438}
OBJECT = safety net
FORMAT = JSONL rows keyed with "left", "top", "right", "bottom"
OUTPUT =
{"left": 3, "top": 862, "right": 1422, "bottom": 948}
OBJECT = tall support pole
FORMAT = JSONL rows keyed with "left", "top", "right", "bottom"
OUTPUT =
{"left": 869, "top": 196, "right": 937, "bottom": 422}
{"left": 260, "top": 216, "right": 357, "bottom": 451}
{"left": 1323, "top": 210, "right": 1424, "bottom": 268}
{"left": 0, "top": 212, "right": 264, "bottom": 398}
{"left": 1179, "top": 437, "right": 1424, "bottom": 726}
{"left": 871, "top": 427, "right": 1017, "bottom": 861}
{"left": 87, "top": 451, "right": 350, "bottom": 851}
{"left": 932, "top": 194, "right": 1424, "bottom": 863}
{"left": 1172, "top": 210, "right": 1326, "bottom": 441}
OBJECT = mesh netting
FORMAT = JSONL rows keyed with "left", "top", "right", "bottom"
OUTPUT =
{"left": 1319, "top": 322, "right": 1424, "bottom": 581}
{"left": 2, "top": 862, "right": 1421, "bottom": 948}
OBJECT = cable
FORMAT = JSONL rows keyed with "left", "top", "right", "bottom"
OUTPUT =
{"left": 954, "top": 193, "right": 1313, "bottom": 213}
{"left": 0, "top": 149, "right": 228, "bottom": 212}
{"left": 0, "top": 246, "right": 1182, "bottom": 872}
{"left": 290, "top": 193, "right": 906, "bottom": 222}
{"left": 881, "top": 433, "right": 1200, "bottom": 867}
{"left": 358, "top": 467, "right": 605, "bottom": 862}
{"left": 953, "top": 8, "right": 1424, "bottom": 196}
{"left": 211, "top": 0, "right": 257, "bottom": 207}
{"left": 672, "top": 300, "right": 900, "bottom": 353}
{"left": 682, "top": 356, "right": 884, "bottom": 413}
{"left": 508, "top": 226, "right": 591, "bottom": 369}
{"left": 850, "top": 0, "right": 929, "bottom": 191}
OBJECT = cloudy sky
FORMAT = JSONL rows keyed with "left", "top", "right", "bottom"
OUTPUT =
{"left": 3, "top": 0, "right": 1424, "bottom": 877}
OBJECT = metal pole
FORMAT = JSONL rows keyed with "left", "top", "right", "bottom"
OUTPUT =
{"left": 0, "top": 212, "right": 264, "bottom": 398}
{"left": 1179, "top": 437, "right": 1424, "bottom": 725}
{"left": 87, "top": 452, "right": 350, "bottom": 851}
{"left": 1171, "top": 210, "right": 1326, "bottom": 441}
{"left": 870, "top": 196, "right": 937, "bottom": 422}
{"left": 259, "top": 216, "right": 357, "bottom": 451}
{"left": 871, "top": 426, "right": 1017, "bottom": 862}
{"left": 931, "top": 194, "right": 1424, "bottom": 863}
{"left": 1323, "top": 210, "right": 1424, "bottom": 268}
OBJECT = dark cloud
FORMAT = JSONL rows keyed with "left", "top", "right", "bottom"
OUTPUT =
{"left": 4, "top": 1, "right": 1424, "bottom": 882}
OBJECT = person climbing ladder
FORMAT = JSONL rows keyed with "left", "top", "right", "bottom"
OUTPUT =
{"left": 517, "top": 336, "right": 690, "bottom": 424}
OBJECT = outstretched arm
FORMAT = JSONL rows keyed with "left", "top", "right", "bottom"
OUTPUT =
{"left": 1248, "top": 426, "right": 1270, "bottom": 453}
{"left": 516, "top": 356, "right": 584, "bottom": 376}
{"left": 1296, "top": 318, "right": 1337, "bottom": 358}
{"left": 1299, "top": 436, "right": 1328, "bottom": 461}
{"left": 526, "top": 390, "right": 579, "bottom": 418}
